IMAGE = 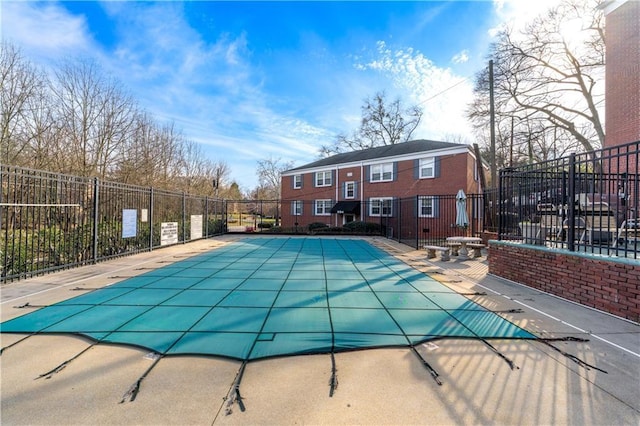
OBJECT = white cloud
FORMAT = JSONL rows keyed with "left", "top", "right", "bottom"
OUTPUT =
{"left": 355, "top": 41, "right": 475, "bottom": 142}
{"left": 1, "top": 2, "right": 92, "bottom": 61}
{"left": 96, "top": 3, "right": 330, "bottom": 183}
{"left": 451, "top": 50, "right": 469, "bottom": 64}
{"left": 489, "top": 0, "right": 562, "bottom": 38}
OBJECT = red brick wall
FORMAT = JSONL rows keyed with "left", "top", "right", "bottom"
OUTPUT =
{"left": 281, "top": 152, "right": 478, "bottom": 202}
{"left": 280, "top": 151, "right": 481, "bottom": 230}
{"left": 488, "top": 241, "right": 640, "bottom": 323}
{"left": 605, "top": 0, "right": 640, "bottom": 148}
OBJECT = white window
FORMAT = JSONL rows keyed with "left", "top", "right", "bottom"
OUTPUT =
{"left": 293, "top": 175, "right": 302, "bottom": 189}
{"left": 344, "top": 181, "right": 355, "bottom": 199}
{"left": 418, "top": 196, "right": 435, "bottom": 217}
{"left": 370, "top": 197, "right": 393, "bottom": 217}
{"left": 419, "top": 158, "right": 435, "bottom": 178}
{"left": 315, "top": 199, "right": 332, "bottom": 215}
{"left": 315, "top": 171, "right": 332, "bottom": 187}
{"left": 292, "top": 200, "right": 303, "bottom": 216}
{"left": 370, "top": 163, "right": 393, "bottom": 182}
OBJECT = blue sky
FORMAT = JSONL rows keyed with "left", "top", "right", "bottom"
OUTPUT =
{"left": 1, "top": 1, "right": 560, "bottom": 190}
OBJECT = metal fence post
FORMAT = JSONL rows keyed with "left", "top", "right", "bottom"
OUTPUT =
{"left": 182, "top": 192, "right": 186, "bottom": 244}
{"left": 205, "top": 196, "right": 209, "bottom": 237}
{"left": 568, "top": 153, "right": 576, "bottom": 251}
{"left": 497, "top": 169, "right": 505, "bottom": 241}
{"left": 149, "top": 187, "right": 154, "bottom": 250}
{"left": 92, "top": 177, "right": 99, "bottom": 263}
{"left": 414, "top": 195, "right": 418, "bottom": 248}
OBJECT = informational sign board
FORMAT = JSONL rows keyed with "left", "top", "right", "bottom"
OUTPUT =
{"left": 140, "top": 209, "right": 148, "bottom": 222}
{"left": 161, "top": 222, "right": 179, "bottom": 246}
{"left": 191, "top": 215, "right": 203, "bottom": 240}
{"left": 122, "top": 209, "right": 137, "bottom": 238}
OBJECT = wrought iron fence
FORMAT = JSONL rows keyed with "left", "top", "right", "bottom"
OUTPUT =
{"left": 225, "top": 200, "right": 281, "bottom": 233}
{"left": 498, "top": 140, "right": 640, "bottom": 259}
{"left": 1, "top": 164, "right": 493, "bottom": 281}
{"left": 1, "top": 165, "right": 224, "bottom": 282}
{"left": 276, "top": 195, "right": 485, "bottom": 249}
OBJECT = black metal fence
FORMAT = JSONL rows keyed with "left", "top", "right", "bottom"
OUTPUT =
{"left": 498, "top": 140, "right": 640, "bottom": 259}
{"left": 276, "top": 195, "right": 485, "bottom": 249}
{"left": 1, "top": 165, "right": 224, "bottom": 282}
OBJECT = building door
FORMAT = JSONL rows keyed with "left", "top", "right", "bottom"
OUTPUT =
{"left": 344, "top": 214, "right": 355, "bottom": 224}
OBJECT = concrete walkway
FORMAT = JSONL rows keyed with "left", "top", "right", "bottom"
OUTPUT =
{"left": 1, "top": 235, "right": 639, "bottom": 425}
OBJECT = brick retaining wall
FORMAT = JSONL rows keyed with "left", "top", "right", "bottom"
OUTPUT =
{"left": 488, "top": 241, "right": 640, "bottom": 323}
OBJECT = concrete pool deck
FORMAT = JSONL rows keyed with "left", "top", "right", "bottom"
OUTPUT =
{"left": 1, "top": 235, "right": 639, "bottom": 425}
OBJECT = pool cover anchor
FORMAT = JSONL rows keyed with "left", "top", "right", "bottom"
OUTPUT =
{"left": 224, "top": 360, "right": 247, "bottom": 415}
{"left": 0, "top": 333, "right": 36, "bottom": 355}
{"left": 537, "top": 337, "right": 608, "bottom": 374}
{"left": 410, "top": 346, "right": 442, "bottom": 385}
{"left": 329, "top": 352, "right": 339, "bottom": 397}
{"left": 480, "top": 339, "right": 518, "bottom": 370}
{"left": 35, "top": 343, "right": 97, "bottom": 380}
{"left": 120, "top": 354, "right": 164, "bottom": 403}
{"left": 13, "top": 302, "right": 49, "bottom": 309}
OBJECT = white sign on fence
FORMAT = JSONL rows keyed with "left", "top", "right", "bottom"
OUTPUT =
{"left": 122, "top": 209, "right": 137, "bottom": 238}
{"left": 161, "top": 222, "right": 178, "bottom": 246}
{"left": 191, "top": 215, "right": 203, "bottom": 240}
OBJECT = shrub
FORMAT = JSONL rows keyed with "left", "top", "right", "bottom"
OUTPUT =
{"left": 314, "top": 226, "right": 344, "bottom": 234}
{"left": 308, "top": 222, "right": 330, "bottom": 232}
{"left": 263, "top": 226, "right": 283, "bottom": 233}
{"left": 342, "top": 221, "right": 385, "bottom": 235}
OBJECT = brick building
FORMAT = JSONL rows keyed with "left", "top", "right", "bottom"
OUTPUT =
{"left": 602, "top": 0, "right": 640, "bottom": 148}
{"left": 280, "top": 140, "right": 484, "bottom": 234}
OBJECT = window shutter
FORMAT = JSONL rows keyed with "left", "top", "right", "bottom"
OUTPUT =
{"left": 290, "top": 176, "right": 294, "bottom": 189}
{"left": 290, "top": 201, "right": 295, "bottom": 215}
{"left": 434, "top": 157, "right": 441, "bottom": 178}
{"left": 299, "top": 175, "right": 303, "bottom": 189}
{"left": 342, "top": 182, "right": 346, "bottom": 198}
{"left": 414, "top": 159, "right": 420, "bottom": 179}
{"left": 393, "top": 162, "right": 398, "bottom": 181}
{"left": 364, "top": 166, "right": 370, "bottom": 182}
{"left": 354, "top": 181, "right": 358, "bottom": 198}
{"left": 413, "top": 196, "right": 418, "bottom": 218}
{"left": 331, "top": 170, "right": 336, "bottom": 186}
{"left": 433, "top": 197, "right": 440, "bottom": 218}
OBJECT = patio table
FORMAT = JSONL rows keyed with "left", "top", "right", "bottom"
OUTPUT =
{"left": 446, "top": 236, "right": 482, "bottom": 259}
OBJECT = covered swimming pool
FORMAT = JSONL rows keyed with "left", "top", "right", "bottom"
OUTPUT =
{"left": 0, "top": 237, "right": 535, "bottom": 361}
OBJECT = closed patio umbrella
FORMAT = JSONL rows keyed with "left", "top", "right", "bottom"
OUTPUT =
{"left": 456, "top": 189, "right": 469, "bottom": 229}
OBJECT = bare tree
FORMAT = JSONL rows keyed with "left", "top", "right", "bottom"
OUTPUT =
{"left": 2, "top": 44, "right": 235, "bottom": 197}
{"left": 175, "top": 140, "right": 231, "bottom": 195}
{"left": 468, "top": 0, "right": 605, "bottom": 166}
{"left": 256, "top": 156, "right": 294, "bottom": 199}
{"left": 50, "top": 58, "right": 136, "bottom": 178}
{"left": 321, "top": 91, "right": 423, "bottom": 156}
{"left": 0, "top": 42, "right": 48, "bottom": 165}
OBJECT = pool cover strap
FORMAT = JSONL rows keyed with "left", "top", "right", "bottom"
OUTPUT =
{"left": 411, "top": 346, "right": 442, "bottom": 385}
{"left": 120, "top": 354, "right": 164, "bottom": 403}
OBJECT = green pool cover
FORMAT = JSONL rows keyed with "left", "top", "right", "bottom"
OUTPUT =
{"left": 1, "top": 238, "right": 535, "bottom": 361}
